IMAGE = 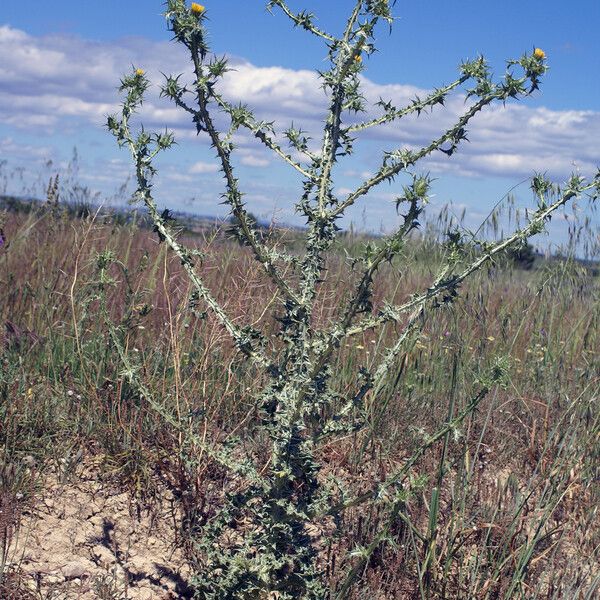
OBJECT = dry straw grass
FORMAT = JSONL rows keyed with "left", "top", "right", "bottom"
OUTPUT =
{"left": 1, "top": 0, "right": 599, "bottom": 597}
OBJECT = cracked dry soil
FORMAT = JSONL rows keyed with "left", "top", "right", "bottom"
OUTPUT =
{"left": 7, "top": 467, "right": 194, "bottom": 599}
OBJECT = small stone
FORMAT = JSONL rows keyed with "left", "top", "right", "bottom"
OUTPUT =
{"left": 89, "top": 515, "right": 104, "bottom": 528}
{"left": 90, "top": 545, "right": 116, "bottom": 568}
{"left": 45, "top": 574, "right": 63, "bottom": 585}
{"left": 22, "top": 455, "right": 36, "bottom": 466}
{"left": 82, "top": 506, "right": 97, "bottom": 519}
{"left": 61, "top": 562, "right": 89, "bottom": 580}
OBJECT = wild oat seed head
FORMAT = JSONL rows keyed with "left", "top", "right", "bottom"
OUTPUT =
{"left": 191, "top": 3, "right": 205, "bottom": 15}
{"left": 533, "top": 48, "right": 546, "bottom": 60}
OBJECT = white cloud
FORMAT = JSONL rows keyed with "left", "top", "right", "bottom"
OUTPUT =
{"left": 0, "top": 25, "right": 188, "bottom": 132}
{"left": 336, "top": 187, "right": 354, "bottom": 196}
{"left": 0, "top": 24, "right": 598, "bottom": 193}
{"left": 344, "top": 169, "right": 374, "bottom": 179}
{"left": 221, "top": 64, "right": 325, "bottom": 121}
{"left": 189, "top": 161, "right": 220, "bottom": 174}
{"left": 0, "top": 136, "right": 53, "bottom": 158}
{"left": 240, "top": 155, "right": 270, "bottom": 167}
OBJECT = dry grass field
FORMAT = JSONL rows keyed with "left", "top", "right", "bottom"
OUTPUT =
{"left": 0, "top": 200, "right": 598, "bottom": 598}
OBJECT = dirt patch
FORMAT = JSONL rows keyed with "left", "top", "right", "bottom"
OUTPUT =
{"left": 6, "top": 466, "right": 194, "bottom": 599}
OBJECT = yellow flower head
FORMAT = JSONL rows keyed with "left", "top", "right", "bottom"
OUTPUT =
{"left": 533, "top": 48, "right": 545, "bottom": 60}
{"left": 191, "top": 3, "right": 205, "bottom": 15}
{"left": 135, "top": 68, "right": 145, "bottom": 76}
{"left": 354, "top": 55, "right": 362, "bottom": 63}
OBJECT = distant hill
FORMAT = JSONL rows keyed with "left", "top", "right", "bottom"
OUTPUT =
{"left": 1, "top": 193, "right": 598, "bottom": 275}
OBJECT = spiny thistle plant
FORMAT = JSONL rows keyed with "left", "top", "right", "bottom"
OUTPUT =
{"left": 106, "top": 1, "right": 599, "bottom": 598}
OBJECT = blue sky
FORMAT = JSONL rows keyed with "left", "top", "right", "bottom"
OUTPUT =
{"left": 1, "top": 1, "right": 599, "bottom": 251}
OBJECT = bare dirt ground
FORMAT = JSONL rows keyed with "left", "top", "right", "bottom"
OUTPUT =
{"left": 6, "top": 465, "right": 193, "bottom": 599}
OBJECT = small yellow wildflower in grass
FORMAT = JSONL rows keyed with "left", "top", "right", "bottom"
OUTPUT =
{"left": 191, "top": 3, "right": 205, "bottom": 15}
{"left": 534, "top": 48, "right": 545, "bottom": 60}
{"left": 354, "top": 55, "right": 362, "bottom": 63}
{"left": 135, "top": 68, "right": 145, "bottom": 76}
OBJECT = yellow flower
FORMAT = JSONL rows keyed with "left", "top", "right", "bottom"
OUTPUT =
{"left": 533, "top": 48, "right": 545, "bottom": 60}
{"left": 135, "top": 68, "right": 145, "bottom": 76}
{"left": 354, "top": 55, "right": 362, "bottom": 63}
{"left": 191, "top": 3, "right": 205, "bottom": 15}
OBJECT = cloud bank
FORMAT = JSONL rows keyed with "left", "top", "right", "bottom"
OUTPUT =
{"left": 1, "top": 24, "right": 598, "bottom": 195}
